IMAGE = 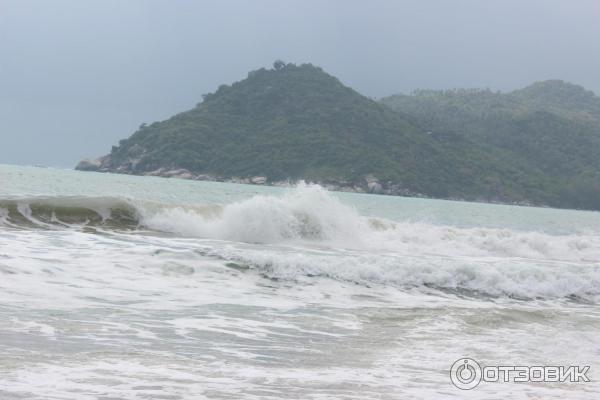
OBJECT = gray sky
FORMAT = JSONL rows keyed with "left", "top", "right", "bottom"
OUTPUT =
{"left": 1, "top": 0, "right": 599, "bottom": 167}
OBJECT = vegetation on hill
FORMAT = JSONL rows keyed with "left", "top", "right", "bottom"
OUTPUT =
{"left": 381, "top": 81, "right": 600, "bottom": 210}
{"left": 78, "top": 63, "right": 600, "bottom": 210}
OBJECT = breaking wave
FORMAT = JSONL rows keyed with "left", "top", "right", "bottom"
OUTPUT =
{"left": 142, "top": 184, "right": 600, "bottom": 264}
{"left": 2, "top": 184, "right": 600, "bottom": 300}
{"left": 0, "top": 196, "right": 139, "bottom": 229}
{"left": 2, "top": 184, "right": 600, "bottom": 263}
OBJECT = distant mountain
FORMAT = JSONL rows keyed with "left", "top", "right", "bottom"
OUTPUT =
{"left": 77, "top": 63, "right": 600, "bottom": 210}
{"left": 511, "top": 80, "right": 600, "bottom": 121}
{"left": 381, "top": 81, "right": 600, "bottom": 210}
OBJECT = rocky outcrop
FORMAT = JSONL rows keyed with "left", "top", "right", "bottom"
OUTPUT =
{"left": 74, "top": 158, "right": 425, "bottom": 198}
{"left": 160, "top": 169, "right": 194, "bottom": 179}
{"left": 250, "top": 176, "right": 267, "bottom": 185}
{"left": 365, "top": 175, "right": 383, "bottom": 194}
{"left": 75, "top": 155, "right": 112, "bottom": 172}
{"left": 75, "top": 159, "right": 101, "bottom": 171}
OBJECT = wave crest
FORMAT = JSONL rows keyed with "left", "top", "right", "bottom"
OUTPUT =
{"left": 142, "top": 183, "right": 369, "bottom": 245}
{"left": 0, "top": 196, "right": 139, "bottom": 229}
{"left": 142, "top": 184, "right": 600, "bottom": 263}
{"left": 2, "top": 184, "right": 600, "bottom": 264}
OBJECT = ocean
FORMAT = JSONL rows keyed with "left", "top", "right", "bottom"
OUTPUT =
{"left": 0, "top": 164, "right": 599, "bottom": 399}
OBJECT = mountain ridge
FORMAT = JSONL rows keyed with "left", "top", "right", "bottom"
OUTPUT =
{"left": 77, "top": 62, "right": 600, "bottom": 210}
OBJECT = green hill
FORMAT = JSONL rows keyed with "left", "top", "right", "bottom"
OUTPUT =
{"left": 381, "top": 81, "right": 600, "bottom": 210}
{"left": 77, "top": 63, "right": 600, "bottom": 210}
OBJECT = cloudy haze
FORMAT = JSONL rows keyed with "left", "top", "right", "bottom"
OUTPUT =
{"left": 1, "top": 0, "right": 599, "bottom": 167}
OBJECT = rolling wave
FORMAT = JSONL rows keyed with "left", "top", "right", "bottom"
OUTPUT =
{"left": 141, "top": 184, "right": 600, "bottom": 263}
{"left": 0, "top": 196, "right": 139, "bottom": 229}
{"left": 1, "top": 184, "right": 600, "bottom": 300}
{"left": 2, "top": 185, "right": 600, "bottom": 263}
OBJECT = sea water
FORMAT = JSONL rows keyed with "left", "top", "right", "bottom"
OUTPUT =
{"left": 0, "top": 164, "right": 599, "bottom": 399}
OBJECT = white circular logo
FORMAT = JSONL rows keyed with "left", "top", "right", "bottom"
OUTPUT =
{"left": 450, "top": 358, "right": 482, "bottom": 390}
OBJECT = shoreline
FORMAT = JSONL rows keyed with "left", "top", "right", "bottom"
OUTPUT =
{"left": 74, "top": 162, "right": 545, "bottom": 210}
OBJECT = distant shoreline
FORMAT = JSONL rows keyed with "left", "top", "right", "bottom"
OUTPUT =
{"left": 75, "top": 164, "right": 549, "bottom": 211}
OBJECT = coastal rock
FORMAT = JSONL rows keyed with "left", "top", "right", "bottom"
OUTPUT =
{"left": 365, "top": 174, "right": 379, "bottom": 184}
{"left": 196, "top": 174, "right": 219, "bottom": 182}
{"left": 362, "top": 175, "right": 382, "bottom": 193}
{"left": 75, "top": 159, "right": 101, "bottom": 171}
{"left": 162, "top": 169, "right": 192, "bottom": 178}
{"left": 176, "top": 172, "right": 194, "bottom": 179}
{"left": 229, "top": 177, "right": 251, "bottom": 184}
{"left": 115, "top": 164, "right": 131, "bottom": 173}
{"left": 75, "top": 155, "right": 112, "bottom": 171}
{"left": 367, "top": 181, "right": 383, "bottom": 194}
{"left": 144, "top": 168, "right": 167, "bottom": 176}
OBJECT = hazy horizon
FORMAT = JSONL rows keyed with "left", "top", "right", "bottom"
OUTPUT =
{"left": 2, "top": 0, "right": 600, "bottom": 167}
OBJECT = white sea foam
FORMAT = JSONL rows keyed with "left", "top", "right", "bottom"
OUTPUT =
{"left": 141, "top": 183, "right": 368, "bottom": 245}
{"left": 129, "top": 184, "right": 600, "bottom": 300}
{"left": 190, "top": 244, "right": 600, "bottom": 300}
{"left": 2, "top": 166, "right": 600, "bottom": 400}
{"left": 4, "top": 185, "right": 599, "bottom": 266}
{"left": 141, "top": 183, "right": 600, "bottom": 263}
{"left": 1, "top": 184, "right": 599, "bottom": 300}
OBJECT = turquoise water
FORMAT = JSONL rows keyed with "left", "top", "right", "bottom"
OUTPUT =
{"left": 0, "top": 164, "right": 599, "bottom": 399}
{"left": 3, "top": 164, "right": 600, "bottom": 233}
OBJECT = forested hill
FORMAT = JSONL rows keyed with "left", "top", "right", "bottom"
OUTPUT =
{"left": 77, "top": 62, "right": 600, "bottom": 210}
{"left": 381, "top": 81, "right": 600, "bottom": 210}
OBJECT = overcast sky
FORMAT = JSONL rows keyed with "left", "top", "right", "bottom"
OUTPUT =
{"left": 1, "top": 0, "right": 599, "bottom": 167}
